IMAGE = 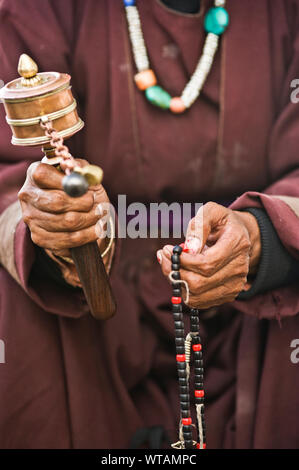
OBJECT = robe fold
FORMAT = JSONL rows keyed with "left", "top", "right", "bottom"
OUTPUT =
{"left": 0, "top": 0, "right": 299, "bottom": 448}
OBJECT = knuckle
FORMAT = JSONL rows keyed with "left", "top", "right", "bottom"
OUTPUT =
{"left": 32, "top": 163, "right": 46, "bottom": 182}
{"left": 64, "top": 212, "right": 79, "bottom": 229}
{"left": 201, "top": 261, "right": 214, "bottom": 276}
{"left": 187, "top": 272, "right": 200, "bottom": 293}
{"left": 242, "top": 239, "right": 251, "bottom": 251}
{"left": 69, "top": 230, "right": 82, "bottom": 246}
{"left": 51, "top": 191, "right": 66, "bottom": 210}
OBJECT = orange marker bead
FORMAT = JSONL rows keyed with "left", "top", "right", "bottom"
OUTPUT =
{"left": 134, "top": 69, "right": 157, "bottom": 91}
{"left": 170, "top": 97, "right": 186, "bottom": 114}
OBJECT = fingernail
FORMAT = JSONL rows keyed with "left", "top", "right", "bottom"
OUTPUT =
{"left": 184, "top": 237, "right": 201, "bottom": 255}
{"left": 157, "top": 250, "right": 162, "bottom": 264}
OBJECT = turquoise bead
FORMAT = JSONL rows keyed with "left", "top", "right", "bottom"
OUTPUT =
{"left": 145, "top": 86, "right": 171, "bottom": 110}
{"left": 204, "top": 7, "right": 229, "bottom": 35}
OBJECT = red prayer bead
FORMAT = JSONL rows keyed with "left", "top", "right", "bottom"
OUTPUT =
{"left": 182, "top": 418, "right": 192, "bottom": 426}
{"left": 176, "top": 354, "right": 186, "bottom": 362}
{"left": 196, "top": 443, "right": 206, "bottom": 449}
{"left": 172, "top": 297, "right": 182, "bottom": 304}
{"left": 195, "top": 390, "right": 204, "bottom": 398}
{"left": 192, "top": 344, "right": 202, "bottom": 351}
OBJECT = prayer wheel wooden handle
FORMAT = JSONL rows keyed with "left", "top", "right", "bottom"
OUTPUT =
{"left": 71, "top": 243, "right": 116, "bottom": 321}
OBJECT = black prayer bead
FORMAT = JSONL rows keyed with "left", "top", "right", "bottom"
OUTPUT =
{"left": 175, "top": 337, "right": 185, "bottom": 346}
{"left": 171, "top": 271, "right": 181, "bottom": 280}
{"left": 190, "top": 308, "right": 199, "bottom": 315}
{"left": 192, "top": 336, "right": 202, "bottom": 344}
{"left": 195, "top": 382, "right": 204, "bottom": 390}
{"left": 173, "top": 313, "right": 183, "bottom": 322}
{"left": 172, "top": 288, "right": 181, "bottom": 297}
{"left": 195, "top": 375, "right": 204, "bottom": 383}
{"left": 175, "top": 329, "right": 185, "bottom": 338}
{"left": 195, "top": 397, "right": 204, "bottom": 405}
{"left": 176, "top": 346, "right": 185, "bottom": 355}
{"left": 179, "top": 385, "right": 189, "bottom": 394}
{"left": 182, "top": 425, "right": 192, "bottom": 434}
{"left": 180, "top": 394, "right": 189, "bottom": 402}
{"left": 173, "top": 245, "right": 183, "bottom": 255}
{"left": 179, "top": 377, "right": 187, "bottom": 386}
{"left": 194, "top": 351, "right": 203, "bottom": 360}
{"left": 190, "top": 324, "right": 199, "bottom": 333}
{"left": 180, "top": 402, "right": 190, "bottom": 411}
{"left": 181, "top": 410, "right": 190, "bottom": 418}
{"left": 171, "top": 263, "right": 180, "bottom": 271}
{"left": 184, "top": 440, "right": 194, "bottom": 449}
{"left": 176, "top": 362, "right": 186, "bottom": 370}
{"left": 196, "top": 368, "right": 204, "bottom": 375}
{"left": 178, "top": 369, "right": 187, "bottom": 378}
{"left": 174, "top": 321, "right": 184, "bottom": 330}
{"left": 194, "top": 360, "right": 203, "bottom": 368}
{"left": 172, "top": 304, "right": 182, "bottom": 313}
{"left": 171, "top": 254, "right": 180, "bottom": 263}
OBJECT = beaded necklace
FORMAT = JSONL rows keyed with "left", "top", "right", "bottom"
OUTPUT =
{"left": 170, "top": 245, "right": 206, "bottom": 449}
{"left": 123, "top": 0, "right": 229, "bottom": 113}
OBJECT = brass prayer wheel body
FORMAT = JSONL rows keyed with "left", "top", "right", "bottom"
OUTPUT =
{"left": 0, "top": 56, "right": 84, "bottom": 146}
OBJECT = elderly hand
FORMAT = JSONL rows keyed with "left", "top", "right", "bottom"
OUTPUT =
{"left": 157, "top": 202, "right": 262, "bottom": 309}
{"left": 18, "top": 160, "right": 110, "bottom": 260}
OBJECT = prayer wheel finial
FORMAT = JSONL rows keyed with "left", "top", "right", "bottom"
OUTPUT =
{"left": 18, "top": 54, "right": 42, "bottom": 87}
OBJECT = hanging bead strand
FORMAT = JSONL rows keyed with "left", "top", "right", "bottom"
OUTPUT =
{"left": 190, "top": 309, "right": 207, "bottom": 450}
{"left": 171, "top": 245, "right": 194, "bottom": 450}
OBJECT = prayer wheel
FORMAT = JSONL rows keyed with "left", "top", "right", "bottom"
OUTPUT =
{"left": 0, "top": 54, "right": 116, "bottom": 321}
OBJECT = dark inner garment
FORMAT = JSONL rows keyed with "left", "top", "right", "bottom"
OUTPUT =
{"left": 161, "top": 0, "right": 201, "bottom": 14}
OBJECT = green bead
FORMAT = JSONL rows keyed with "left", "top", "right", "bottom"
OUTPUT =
{"left": 204, "top": 7, "right": 229, "bottom": 35}
{"left": 145, "top": 86, "right": 171, "bottom": 110}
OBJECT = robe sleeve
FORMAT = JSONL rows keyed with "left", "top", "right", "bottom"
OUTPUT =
{"left": 0, "top": 0, "right": 94, "bottom": 318}
{"left": 230, "top": 4, "right": 299, "bottom": 321}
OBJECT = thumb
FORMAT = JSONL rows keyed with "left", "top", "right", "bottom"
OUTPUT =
{"left": 184, "top": 202, "right": 226, "bottom": 255}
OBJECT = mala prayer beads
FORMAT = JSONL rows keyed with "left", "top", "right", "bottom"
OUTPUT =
{"left": 123, "top": 0, "right": 229, "bottom": 112}
{"left": 170, "top": 245, "right": 206, "bottom": 450}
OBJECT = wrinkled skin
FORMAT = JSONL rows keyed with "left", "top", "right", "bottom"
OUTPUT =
{"left": 18, "top": 160, "right": 110, "bottom": 259}
{"left": 157, "top": 202, "right": 262, "bottom": 309}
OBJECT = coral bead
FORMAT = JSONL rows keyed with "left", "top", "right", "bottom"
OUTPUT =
{"left": 170, "top": 97, "right": 186, "bottom": 114}
{"left": 134, "top": 69, "right": 157, "bottom": 91}
{"left": 204, "top": 7, "right": 229, "bottom": 35}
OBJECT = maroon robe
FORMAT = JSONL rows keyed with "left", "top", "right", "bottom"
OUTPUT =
{"left": 0, "top": 0, "right": 299, "bottom": 448}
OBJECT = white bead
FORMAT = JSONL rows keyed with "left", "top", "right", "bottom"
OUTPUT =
{"left": 215, "top": 0, "right": 225, "bottom": 7}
